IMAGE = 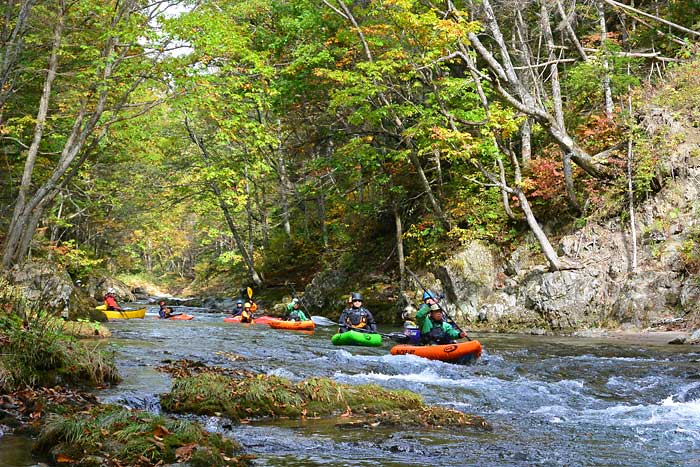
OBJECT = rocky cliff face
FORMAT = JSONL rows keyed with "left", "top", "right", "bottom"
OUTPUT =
{"left": 432, "top": 106, "right": 700, "bottom": 333}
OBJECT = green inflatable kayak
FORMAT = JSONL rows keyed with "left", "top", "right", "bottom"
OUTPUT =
{"left": 331, "top": 330, "right": 383, "bottom": 347}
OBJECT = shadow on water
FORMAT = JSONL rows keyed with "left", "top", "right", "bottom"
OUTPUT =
{"left": 3, "top": 305, "right": 700, "bottom": 466}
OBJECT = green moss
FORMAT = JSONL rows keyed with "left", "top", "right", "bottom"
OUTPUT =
{"left": 160, "top": 364, "right": 489, "bottom": 431}
{"left": 34, "top": 404, "right": 250, "bottom": 467}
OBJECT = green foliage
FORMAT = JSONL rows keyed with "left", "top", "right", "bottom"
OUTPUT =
{"left": 680, "top": 224, "right": 700, "bottom": 275}
{"left": 35, "top": 404, "right": 248, "bottom": 467}
{"left": 0, "top": 278, "right": 119, "bottom": 392}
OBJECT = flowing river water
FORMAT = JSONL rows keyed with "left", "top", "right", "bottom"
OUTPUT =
{"left": 2, "top": 305, "right": 700, "bottom": 467}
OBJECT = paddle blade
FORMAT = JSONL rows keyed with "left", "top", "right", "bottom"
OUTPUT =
{"left": 247, "top": 287, "right": 253, "bottom": 299}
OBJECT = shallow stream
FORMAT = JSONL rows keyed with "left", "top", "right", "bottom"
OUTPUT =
{"left": 2, "top": 306, "right": 700, "bottom": 466}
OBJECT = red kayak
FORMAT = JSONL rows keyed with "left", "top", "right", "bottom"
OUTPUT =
{"left": 155, "top": 314, "right": 194, "bottom": 321}
{"left": 267, "top": 319, "right": 315, "bottom": 331}
{"left": 390, "top": 340, "right": 482, "bottom": 365}
{"left": 223, "top": 315, "right": 277, "bottom": 324}
{"left": 166, "top": 314, "right": 194, "bottom": 321}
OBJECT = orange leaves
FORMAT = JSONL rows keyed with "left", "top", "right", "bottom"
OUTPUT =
{"left": 55, "top": 454, "right": 75, "bottom": 463}
{"left": 175, "top": 443, "right": 199, "bottom": 463}
{"left": 523, "top": 150, "right": 565, "bottom": 201}
{"left": 575, "top": 113, "right": 623, "bottom": 153}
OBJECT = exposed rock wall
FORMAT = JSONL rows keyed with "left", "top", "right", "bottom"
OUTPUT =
{"left": 428, "top": 108, "right": 700, "bottom": 332}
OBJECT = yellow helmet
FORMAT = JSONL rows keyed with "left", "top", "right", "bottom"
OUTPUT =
{"left": 244, "top": 302, "right": 251, "bottom": 309}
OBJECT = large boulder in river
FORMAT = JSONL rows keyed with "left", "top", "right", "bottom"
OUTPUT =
{"left": 8, "top": 261, "right": 104, "bottom": 321}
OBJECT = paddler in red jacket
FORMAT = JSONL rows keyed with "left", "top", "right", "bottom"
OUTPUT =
{"left": 103, "top": 288, "right": 122, "bottom": 311}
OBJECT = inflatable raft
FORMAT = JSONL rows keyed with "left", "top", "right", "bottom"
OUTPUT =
{"left": 331, "top": 330, "right": 382, "bottom": 347}
{"left": 223, "top": 315, "right": 277, "bottom": 324}
{"left": 268, "top": 319, "right": 315, "bottom": 331}
{"left": 390, "top": 340, "right": 482, "bottom": 365}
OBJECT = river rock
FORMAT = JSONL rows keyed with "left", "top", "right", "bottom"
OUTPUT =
{"left": 686, "top": 329, "right": 700, "bottom": 345}
{"left": 9, "top": 261, "right": 103, "bottom": 321}
{"left": 302, "top": 267, "right": 348, "bottom": 313}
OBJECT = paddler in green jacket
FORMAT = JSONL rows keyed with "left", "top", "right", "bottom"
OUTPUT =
{"left": 285, "top": 298, "right": 308, "bottom": 321}
{"left": 415, "top": 303, "right": 466, "bottom": 345}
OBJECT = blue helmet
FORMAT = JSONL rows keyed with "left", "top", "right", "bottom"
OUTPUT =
{"left": 423, "top": 291, "right": 436, "bottom": 301}
{"left": 235, "top": 299, "right": 244, "bottom": 306}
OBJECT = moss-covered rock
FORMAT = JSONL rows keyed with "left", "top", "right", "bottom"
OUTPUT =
{"left": 33, "top": 404, "right": 251, "bottom": 467}
{"left": 159, "top": 361, "right": 489, "bottom": 431}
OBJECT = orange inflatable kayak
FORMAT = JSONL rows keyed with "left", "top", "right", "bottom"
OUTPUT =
{"left": 267, "top": 319, "right": 315, "bottom": 331}
{"left": 164, "top": 314, "right": 193, "bottom": 320}
{"left": 223, "top": 315, "right": 277, "bottom": 324}
{"left": 390, "top": 340, "right": 482, "bottom": 365}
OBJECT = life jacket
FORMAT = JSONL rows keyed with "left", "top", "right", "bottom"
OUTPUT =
{"left": 104, "top": 295, "right": 120, "bottom": 311}
{"left": 345, "top": 308, "right": 368, "bottom": 329}
{"left": 288, "top": 309, "right": 303, "bottom": 321}
{"left": 241, "top": 309, "right": 253, "bottom": 323}
{"left": 159, "top": 306, "right": 167, "bottom": 319}
{"left": 422, "top": 319, "right": 453, "bottom": 345}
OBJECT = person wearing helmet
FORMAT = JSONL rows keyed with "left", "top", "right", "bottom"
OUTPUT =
{"left": 285, "top": 298, "right": 308, "bottom": 321}
{"left": 103, "top": 288, "right": 122, "bottom": 311}
{"left": 415, "top": 303, "right": 465, "bottom": 345}
{"left": 228, "top": 299, "right": 245, "bottom": 318}
{"left": 338, "top": 292, "right": 377, "bottom": 333}
{"left": 240, "top": 302, "right": 254, "bottom": 323}
{"left": 158, "top": 300, "right": 174, "bottom": 319}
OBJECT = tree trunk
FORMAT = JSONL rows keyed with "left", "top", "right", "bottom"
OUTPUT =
{"left": 244, "top": 165, "right": 254, "bottom": 260}
{"left": 597, "top": 1, "right": 614, "bottom": 118}
{"left": 515, "top": 188, "right": 563, "bottom": 271}
{"left": 2, "top": 3, "right": 64, "bottom": 267}
{"left": 520, "top": 118, "right": 532, "bottom": 162}
{"left": 541, "top": 0, "right": 582, "bottom": 212}
{"left": 184, "top": 117, "right": 263, "bottom": 287}
{"left": 393, "top": 203, "right": 406, "bottom": 291}
{"left": 0, "top": 0, "right": 35, "bottom": 115}
{"left": 277, "top": 152, "right": 292, "bottom": 239}
{"left": 257, "top": 182, "right": 270, "bottom": 250}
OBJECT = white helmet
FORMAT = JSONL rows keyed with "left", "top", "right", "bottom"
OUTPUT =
{"left": 106, "top": 287, "right": 116, "bottom": 295}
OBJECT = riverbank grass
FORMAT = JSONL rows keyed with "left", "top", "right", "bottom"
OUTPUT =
{"left": 160, "top": 361, "right": 489, "bottom": 430}
{"left": 34, "top": 404, "right": 251, "bottom": 467}
{"left": 0, "top": 312, "right": 119, "bottom": 392}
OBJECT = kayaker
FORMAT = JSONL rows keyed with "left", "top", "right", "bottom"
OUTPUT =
{"left": 103, "top": 288, "right": 122, "bottom": 311}
{"left": 417, "top": 290, "right": 438, "bottom": 316}
{"left": 240, "top": 302, "right": 254, "bottom": 323}
{"left": 338, "top": 292, "right": 377, "bottom": 333}
{"left": 230, "top": 299, "right": 245, "bottom": 317}
{"left": 285, "top": 298, "right": 308, "bottom": 321}
{"left": 249, "top": 298, "right": 259, "bottom": 315}
{"left": 158, "top": 300, "right": 173, "bottom": 319}
{"left": 416, "top": 303, "right": 466, "bottom": 345}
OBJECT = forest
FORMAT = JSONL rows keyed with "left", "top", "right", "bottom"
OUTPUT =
{"left": 1, "top": 0, "right": 698, "bottom": 300}
{"left": 1, "top": 2, "right": 700, "bottom": 465}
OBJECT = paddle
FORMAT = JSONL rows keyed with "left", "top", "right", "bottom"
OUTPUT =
{"left": 405, "top": 267, "right": 471, "bottom": 341}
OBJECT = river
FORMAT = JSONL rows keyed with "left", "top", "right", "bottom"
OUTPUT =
{"left": 2, "top": 306, "right": 699, "bottom": 466}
